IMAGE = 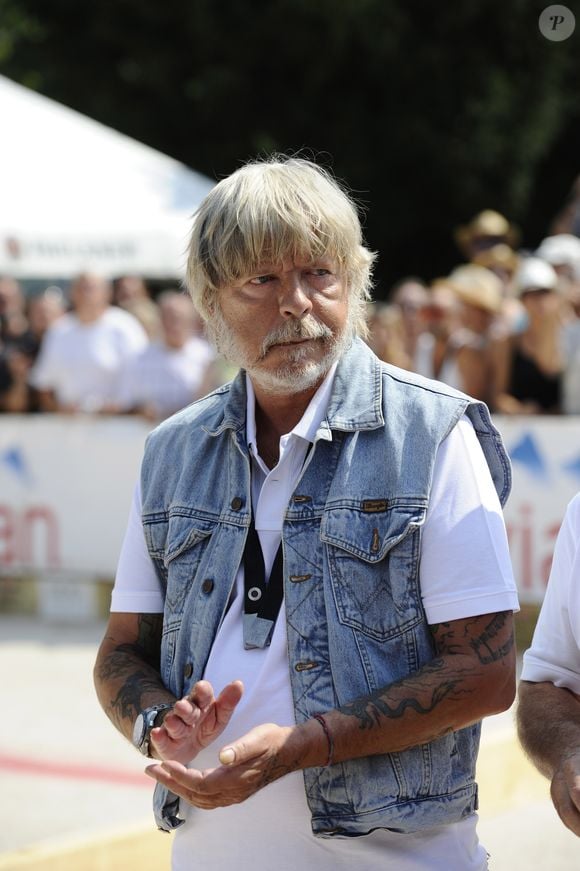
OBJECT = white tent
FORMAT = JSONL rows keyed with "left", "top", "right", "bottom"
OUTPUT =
{"left": 0, "top": 75, "right": 215, "bottom": 279}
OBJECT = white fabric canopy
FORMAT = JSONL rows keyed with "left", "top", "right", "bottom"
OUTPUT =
{"left": 0, "top": 75, "right": 215, "bottom": 278}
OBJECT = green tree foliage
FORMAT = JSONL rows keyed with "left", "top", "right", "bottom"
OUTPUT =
{"left": 1, "top": 0, "right": 578, "bottom": 292}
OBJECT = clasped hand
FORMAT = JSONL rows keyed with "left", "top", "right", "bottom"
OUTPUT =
{"left": 149, "top": 678, "right": 244, "bottom": 765}
{"left": 146, "top": 679, "right": 296, "bottom": 808}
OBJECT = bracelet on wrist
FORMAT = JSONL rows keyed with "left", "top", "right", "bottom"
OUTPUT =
{"left": 313, "top": 713, "right": 334, "bottom": 767}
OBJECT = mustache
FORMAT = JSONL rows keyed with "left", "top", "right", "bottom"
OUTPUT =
{"left": 260, "top": 317, "right": 333, "bottom": 357}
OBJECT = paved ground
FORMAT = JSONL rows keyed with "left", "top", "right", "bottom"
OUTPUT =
{"left": 0, "top": 617, "right": 155, "bottom": 855}
{"left": 0, "top": 615, "right": 578, "bottom": 869}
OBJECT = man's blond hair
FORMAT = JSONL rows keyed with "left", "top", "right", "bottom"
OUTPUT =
{"left": 185, "top": 156, "right": 376, "bottom": 338}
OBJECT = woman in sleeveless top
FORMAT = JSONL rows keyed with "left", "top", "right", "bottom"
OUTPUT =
{"left": 495, "top": 257, "right": 564, "bottom": 415}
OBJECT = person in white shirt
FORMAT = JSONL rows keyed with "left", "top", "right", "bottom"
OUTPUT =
{"left": 517, "top": 492, "right": 580, "bottom": 837}
{"left": 94, "top": 157, "right": 518, "bottom": 870}
{"left": 29, "top": 272, "right": 148, "bottom": 412}
{"left": 115, "top": 291, "right": 215, "bottom": 421}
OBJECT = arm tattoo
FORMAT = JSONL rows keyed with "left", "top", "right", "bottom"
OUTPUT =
{"left": 98, "top": 613, "right": 163, "bottom": 678}
{"left": 339, "top": 612, "right": 514, "bottom": 735}
{"left": 467, "top": 612, "right": 515, "bottom": 665}
{"left": 429, "top": 622, "right": 463, "bottom": 656}
{"left": 431, "top": 612, "right": 514, "bottom": 665}
{"left": 111, "top": 670, "right": 165, "bottom": 723}
{"left": 338, "top": 660, "right": 475, "bottom": 731}
{"left": 96, "top": 614, "right": 164, "bottom": 726}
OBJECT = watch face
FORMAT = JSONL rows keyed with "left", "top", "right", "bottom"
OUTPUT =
{"left": 132, "top": 705, "right": 171, "bottom": 754}
{"left": 132, "top": 712, "right": 146, "bottom": 748}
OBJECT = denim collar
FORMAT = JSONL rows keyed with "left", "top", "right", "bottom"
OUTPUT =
{"left": 203, "top": 338, "right": 384, "bottom": 440}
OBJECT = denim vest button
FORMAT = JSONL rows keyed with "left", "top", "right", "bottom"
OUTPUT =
{"left": 201, "top": 578, "right": 214, "bottom": 593}
{"left": 230, "top": 497, "right": 243, "bottom": 510}
{"left": 295, "top": 661, "right": 318, "bottom": 671}
{"left": 183, "top": 662, "right": 194, "bottom": 679}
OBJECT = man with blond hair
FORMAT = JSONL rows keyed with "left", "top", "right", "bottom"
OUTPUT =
{"left": 95, "top": 156, "right": 518, "bottom": 869}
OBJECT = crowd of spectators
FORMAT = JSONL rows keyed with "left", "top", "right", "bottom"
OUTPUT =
{"left": 0, "top": 273, "right": 220, "bottom": 420}
{"left": 366, "top": 213, "right": 580, "bottom": 415}
{"left": 2, "top": 207, "right": 580, "bottom": 420}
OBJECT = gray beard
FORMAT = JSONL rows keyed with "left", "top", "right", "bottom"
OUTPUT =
{"left": 206, "top": 308, "right": 354, "bottom": 394}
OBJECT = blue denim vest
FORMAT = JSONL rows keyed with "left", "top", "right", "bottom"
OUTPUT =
{"left": 141, "top": 338, "right": 511, "bottom": 835}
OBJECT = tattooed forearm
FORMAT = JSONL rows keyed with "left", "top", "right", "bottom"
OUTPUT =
{"left": 338, "top": 660, "right": 476, "bottom": 731}
{"left": 94, "top": 613, "right": 171, "bottom": 738}
{"left": 97, "top": 646, "right": 168, "bottom": 732}
{"left": 110, "top": 669, "right": 165, "bottom": 723}
{"left": 126, "top": 613, "right": 163, "bottom": 667}
{"left": 431, "top": 612, "right": 515, "bottom": 666}
{"left": 97, "top": 615, "right": 162, "bottom": 679}
{"left": 334, "top": 611, "right": 515, "bottom": 754}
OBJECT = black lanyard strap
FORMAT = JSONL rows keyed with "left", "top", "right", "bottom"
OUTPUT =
{"left": 242, "top": 517, "right": 283, "bottom": 649}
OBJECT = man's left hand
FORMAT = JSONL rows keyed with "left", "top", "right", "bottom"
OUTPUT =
{"left": 145, "top": 722, "right": 300, "bottom": 808}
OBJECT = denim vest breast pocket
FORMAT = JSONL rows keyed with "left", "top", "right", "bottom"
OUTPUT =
{"left": 320, "top": 500, "right": 426, "bottom": 641}
{"left": 144, "top": 513, "right": 217, "bottom": 614}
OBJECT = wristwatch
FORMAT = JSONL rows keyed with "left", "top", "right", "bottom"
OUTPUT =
{"left": 132, "top": 704, "right": 172, "bottom": 757}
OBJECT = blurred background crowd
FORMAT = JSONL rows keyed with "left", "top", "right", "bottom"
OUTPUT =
{"left": 0, "top": 272, "right": 227, "bottom": 419}
{"left": 366, "top": 202, "right": 580, "bottom": 417}
{"left": 2, "top": 190, "right": 580, "bottom": 422}
{"left": 1, "top": 2, "right": 579, "bottom": 425}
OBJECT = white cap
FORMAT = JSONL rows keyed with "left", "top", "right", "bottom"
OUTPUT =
{"left": 513, "top": 257, "right": 558, "bottom": 295}
{"left": 535, "top": 234, "right": 580, "bottom": 267}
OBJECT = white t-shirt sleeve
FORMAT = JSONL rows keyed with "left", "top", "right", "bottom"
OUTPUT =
{"left": 520, "top": 493, "right": 580, "bottom": 692}
{"left": 419, "top": 415, "right": 519, "bottom": 624}
{"left": 110, "top": 480, "right": 165, "bottom": 613}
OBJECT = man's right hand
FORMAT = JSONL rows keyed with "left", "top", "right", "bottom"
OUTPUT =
{"left": 551, "top": 752, "right": 580, "bottom": 838}
{"left": 150, "top": 679, "right": 244, "bottom": 764}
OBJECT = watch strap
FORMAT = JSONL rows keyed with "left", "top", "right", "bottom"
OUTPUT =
{"left": 135, "top": 703, "right": 172, "bottom": 757}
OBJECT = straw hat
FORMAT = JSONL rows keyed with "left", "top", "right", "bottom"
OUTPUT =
{"left": 446, "top": 264, "right": 503, "bottom": 314}
{"left": 455, "top": 210, "right": 519, "bottom": 256}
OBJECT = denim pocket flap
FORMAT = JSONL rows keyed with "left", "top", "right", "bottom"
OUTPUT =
{"left": 145, "top": 513, "right": 216, "bottom": 567}
{"left": 320, "top": 501, "right": 426, "bottom": 563}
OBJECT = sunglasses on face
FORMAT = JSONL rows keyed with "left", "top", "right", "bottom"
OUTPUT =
{"left": 520, "top": 287, "right": 553, "bottom": 299}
